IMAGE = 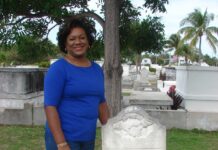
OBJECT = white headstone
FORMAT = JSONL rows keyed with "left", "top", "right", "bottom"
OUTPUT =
{"left": 102, "top": 106, "right": 166, "bottom": 150}
{"left": 140, "top": 68, "right": 149, "bottom": 79}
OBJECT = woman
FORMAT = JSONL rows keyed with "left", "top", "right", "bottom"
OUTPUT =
{"left": 44, "top": 18, "right": 109, "bottom": 150}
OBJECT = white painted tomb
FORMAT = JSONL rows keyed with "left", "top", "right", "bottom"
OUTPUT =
{"left": 176, "top": 66, "right": 218, "bottom": 112}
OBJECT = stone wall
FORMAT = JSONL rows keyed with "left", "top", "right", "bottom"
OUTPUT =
{"left": 147, "top": 109, "right": 218, "bottom": 131}
{"left": 0, "top": 102, "right": 46, "bottom": 125}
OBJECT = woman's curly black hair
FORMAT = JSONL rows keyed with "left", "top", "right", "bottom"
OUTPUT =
{"left": 57, "top": 18, "right": 96, "bottom": 53}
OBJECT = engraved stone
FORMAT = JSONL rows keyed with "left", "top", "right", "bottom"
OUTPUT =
{"left": 102, "top": 106, "right": 166, "bottom": 150}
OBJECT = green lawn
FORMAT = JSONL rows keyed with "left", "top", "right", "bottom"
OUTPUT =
{"left": 0, "top": 125, "right": 218, "bottom": 150}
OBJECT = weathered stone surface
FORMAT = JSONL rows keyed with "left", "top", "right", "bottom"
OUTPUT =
{"left": 33, "top": 106, "right": 46, "bottom": 125}
{"left": 133, "top": 80, "right": 149, "bottom": 91}
{"left": 102, "top": 106, "right": 166, "bottom": 150}
{"left": 122, "top": 90, "right": 173, "bottom": 110}
{"left": 162, "top": 67, "right": 176, "bottom": 81}
{"left": 186, "top": 111, "right": 218, "bottom": 131}
{"left": 0, "top": 68, "right": 46, "bottom": 124}
{"left": 0, "top": 103, "right": 32, "bottom": 125}
{"left": 0, "top": 68, "right": 47, "bottom": 95}
{"left": 122, "top": 76, "right": 134, "bottom": 89}
{"left": 147, "top": 109, "right": 187, "bottom": 129}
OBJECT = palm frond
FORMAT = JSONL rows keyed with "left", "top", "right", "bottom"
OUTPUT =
{"left": 203, "top": 9, "right": 214, "bottom": 26}
{"left": 165, "top": 33, "right": 181, "bottom": 49}
{"left": 182, "top": 28, "right": 196, "bottom": 41}
{"left": 206, "top": 30, "right": 218, "bottom": 45}
{"left": 207, "top": 26, "right": 218, "bottom": 34}
{"left": 206, "top": 30, "right": 218, "bottom": 54}
{"left": 207, "top": 35, "right": 217, "bottom": 54}
{"left": 189, "top": 34, "right": 199, "bottom": 48}
{"left": 179, "top": 26, "right": 194, "bottom": 34}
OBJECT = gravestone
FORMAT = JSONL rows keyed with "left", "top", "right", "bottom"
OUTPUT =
{"left": 122, "top": 76, "right": 134, "bottom": 89}
{"left": 102, "top": 106, "right": 166, "bottom": 150}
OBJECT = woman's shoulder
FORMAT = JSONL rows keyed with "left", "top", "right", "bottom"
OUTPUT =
{"left": 92, "top": 61, "right": 103, "bottom": 69}
{"left": 49, "top": 58, "right": 65, "bottom": 68}
{"left": 47, "top": 58, "right": 66, "bottom": 73}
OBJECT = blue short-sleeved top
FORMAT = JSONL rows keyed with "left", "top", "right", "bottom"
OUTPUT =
{"left": 44, "top": 58, "right": 105, "bottom": 141}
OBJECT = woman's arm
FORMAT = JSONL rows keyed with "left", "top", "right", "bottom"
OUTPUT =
{"left": 45, "top": 106, "right": 70, "bottom": 150}
{"left": 98, "top": 102, "right": 109, "bottom": 125}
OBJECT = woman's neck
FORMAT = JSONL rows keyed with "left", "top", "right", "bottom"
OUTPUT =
{"left": 65, "top": 54, "right": 90, "bottom": 67}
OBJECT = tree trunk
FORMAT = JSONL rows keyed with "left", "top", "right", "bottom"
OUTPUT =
{"left": 135, "top": 53, "right": 141, "bottom": 74}
{"left": 185, "top": 56, "right": 188, "bottom": 65}
{"left": 139, "top": 54, "right": 142, "bottom": 71}
{"left": 135, "top": 54, "right": 139, "bottom": 74}
{"left": 104, "top": 0, "right": 122, "bottom": 117}
{"left": 198, "top": 36, "right": 202, "bottom": 64}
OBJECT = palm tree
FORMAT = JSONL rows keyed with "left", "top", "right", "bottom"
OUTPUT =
{"left": 165, "top": 33, "right": 183, "bottom": 64}
{"left": 175, "top": 44, "right": 193, "bottom": 65}
{"left": 165, "top": 33, "right": 182, "bottom": 52}
{"left": 179, "top": 9, "right": 218, "bottom": 63}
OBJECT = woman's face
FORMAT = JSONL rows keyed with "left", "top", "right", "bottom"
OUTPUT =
{"left": 65, "top": 27, "right": 89, "bottom": 58}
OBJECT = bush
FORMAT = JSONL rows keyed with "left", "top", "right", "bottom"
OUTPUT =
{"left": 0, "top": 52, "right": 6, "bottom": 62}
{"left": 37, "top": 61, "right": 50, "bottom": 68}
{"left": 149, "top": 67, "right": 156, "bottom": 73}
{"left": 0, "top": 48, "right": 20, "bottom": 65}
{"left": 143, "top": 64, "right": 151, "bottom": 67}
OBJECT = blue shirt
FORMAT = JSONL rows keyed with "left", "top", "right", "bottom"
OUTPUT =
{"left": 44, "top": 58, "right": 105, "bottom": 141}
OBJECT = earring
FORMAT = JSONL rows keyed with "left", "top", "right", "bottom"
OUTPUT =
{"left": 65, "top": 48, "right": 67, "bottom": 52}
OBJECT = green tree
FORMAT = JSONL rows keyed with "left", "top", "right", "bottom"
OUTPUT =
{"left": 203, "top": 54, "right": 218, "bottom": 66}
{"left": 130, "top": 16, "right": 165, "bottom": 72}
{"left": 87, "top": 33, "right": 104, "bottom": 61}
{"left": 16, "top": 36, "right": 58, "bottom": 64}
{"left": 179, "top": 9, "right": 218, "bottom": 62}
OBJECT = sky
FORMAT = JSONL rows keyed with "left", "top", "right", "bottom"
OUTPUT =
{"left": 48, "top": 0, "right": 218, "bottom": 57}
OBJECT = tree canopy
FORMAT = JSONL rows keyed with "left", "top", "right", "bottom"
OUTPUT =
{"left": 0, "top": 0, "right": 168, "bottom": 46}
{"left": 131, "top": 16, "right": 165, "bottom": 55}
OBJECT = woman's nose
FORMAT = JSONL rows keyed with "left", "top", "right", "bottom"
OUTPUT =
{"left": 74, "top": 38, "right": 81, "bottom": 44}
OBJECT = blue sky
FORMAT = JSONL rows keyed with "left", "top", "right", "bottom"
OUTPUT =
{"left": 48, "top": 0, "right": 218, "bottom": 57}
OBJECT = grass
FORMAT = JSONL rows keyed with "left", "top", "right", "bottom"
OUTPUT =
{"left": 0, "top": 125, "right": 44, "bottom": 150}
{"left": 0, "top": 126, "right": 218, "bottom": 150}
{"left": 167, "top": 128, "right": 218, "bottom": 150}
{"left": 122, "top": 92, "right": 131, "bottom": 96}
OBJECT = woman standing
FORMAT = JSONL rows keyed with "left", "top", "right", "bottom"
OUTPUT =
{"left": 44, "top": 18, "right": 109, "bottom": 150}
